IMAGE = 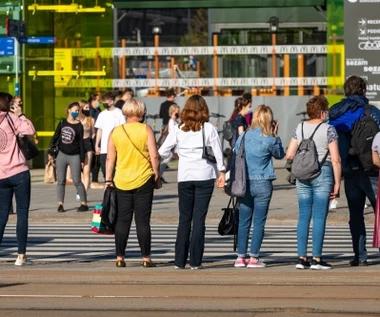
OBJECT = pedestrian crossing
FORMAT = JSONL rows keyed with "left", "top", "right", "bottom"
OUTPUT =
{"left": 0, "top": 224, "right": 378, "bottom": 263}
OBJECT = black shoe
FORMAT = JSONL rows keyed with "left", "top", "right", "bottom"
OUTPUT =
{"left": 310, "top": 259, "right": 332, "bottom": 270}
{"left": 57, "top": 205, "right": 65, "bottom": 213}
{"left": 77, "top": 204, "right": 89, "bottom": 212}
{"left": 161, "top": 177, "right": 168, "bottom": 184}
{"left": 349, "top": 258, "right": 368, "bottom": 266}
{"left": 295, "top": 258, "right": 310, "bottom": 269}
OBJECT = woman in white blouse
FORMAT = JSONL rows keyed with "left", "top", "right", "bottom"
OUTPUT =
{"left": 159, "top": 95, "right": 225, "bottom": 269}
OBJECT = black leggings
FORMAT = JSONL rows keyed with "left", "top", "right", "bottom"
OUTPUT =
{"left": 114, "top": 176, "right": 155, "bottom": 257}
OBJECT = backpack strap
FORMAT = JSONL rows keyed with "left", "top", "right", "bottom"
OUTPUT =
{"left": 301, "top": 122, "right": 304, "bottom": 140}
{"left": 364, "top": 104, "right": 371, "bottom": 117}
{"left": 309, "top": 122, "right": 324, "bottom": 140}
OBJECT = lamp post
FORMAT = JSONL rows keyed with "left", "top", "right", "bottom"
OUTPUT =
{"left": 269, "top": 16, "right": 279, "bottom": 94}
{"left": 150, "top": 18, "right": 164, "bottom": 96}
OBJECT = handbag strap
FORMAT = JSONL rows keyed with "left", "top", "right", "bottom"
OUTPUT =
{"left": 201, "top": 122, "right": 207, "bottom": 148}
{"left": 5, "top": 114, "right": 18, "bottom": 137}
{"left": 122, "top": 124, "right": 150, "bottom": 163}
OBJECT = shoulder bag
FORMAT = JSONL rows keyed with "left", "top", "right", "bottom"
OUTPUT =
{"left": 225, "top": 132, "right": 247, "bottom": 197}
{"left": 202, "top": 123, "right": 217, "bottom": 164}
{"left": 122, "top": 125, "right": 162, "bottom": 189}
{"left": 6, "top": 114, "right": 39, "bottom": 161}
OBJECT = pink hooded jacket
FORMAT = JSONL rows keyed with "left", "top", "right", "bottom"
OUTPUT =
{"left": 0, "top": 112, "right": 36, "bottom": 179}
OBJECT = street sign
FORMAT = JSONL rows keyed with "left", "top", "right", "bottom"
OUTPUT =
{"left": 345, "top": 0, "right": 380, "bottom": 102}
{"left": 0, "top": 37, "right": 15, "bottom": 56}
{"left": 19, "top": 37, "right": 56, "bottom": 44}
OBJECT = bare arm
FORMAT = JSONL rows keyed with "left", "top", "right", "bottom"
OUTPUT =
{"left": 238, "top": 126, "right": 244, "bottom": 135}
{"left": 91, "top": 118, "right": 96, "bottom": 139}
{"left": 286, "top": 138, "right": 298, "bottom": 160}
{"left": 329, "top": 140, "right": 341, "bottom": 199}
{"left": 373, "top": 151, "right": 380, "bottom": 168}
{"left": 95, "top": 128, "right": 102, "bottom": 154}
{"left": 146, "top": 125, "right": 160, "bottom": 181}
{"left": 105, "top": 132, "right": 116, "bottom": 183}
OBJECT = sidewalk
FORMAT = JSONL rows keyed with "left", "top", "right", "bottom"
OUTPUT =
{"left": 24, "top": 159, "right": 366, "bottom": 226}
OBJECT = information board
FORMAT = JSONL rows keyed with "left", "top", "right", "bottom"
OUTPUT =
{"left": 0, "top": 37, "right": 15, "bottom": 56}
{"left": 345, "top": 0, "right": 380, "bottom": 101}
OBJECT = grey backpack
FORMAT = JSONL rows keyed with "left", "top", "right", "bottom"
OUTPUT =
{"left": 225, "top": 132, "right": 247, "bottom": 197}
{"left": 291, "top": 123, "right": 327, "bottom": 181}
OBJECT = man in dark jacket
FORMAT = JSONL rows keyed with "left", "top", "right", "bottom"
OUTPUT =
{"left": 159, "top": 88, "right": 176, "bottom": 132}
{"left": 329, "top": 75, "right": 380, "bottom": 266}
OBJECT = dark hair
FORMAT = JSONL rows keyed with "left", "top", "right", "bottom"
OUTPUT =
{"left": 180, "top": 95, "right": 209, "bottom": 132}
{"left": 102, "top": 91, "right": 115, "bottom": 101}
{"left": 306, "top": 96, "right": 329, "bottom": 119}
{"left": 0, "top": 92, "right": 13, "bottom": 112}
{"left": 122, "top": 88, "right": 134, "bottom": 98}
{"left": 166, "top": 88, "right": 176, "bottom": 98}
{"left": 88, "top": 93, "right": 99, "bottom": 104}
{"left": 230, "top": 97, "right": 250, "bottom": 120}
{"left": 242, "top": 92, "right": 252, "bottom": 103}
{"left": 344, "top": 76, "right": 367, "bottom": 96}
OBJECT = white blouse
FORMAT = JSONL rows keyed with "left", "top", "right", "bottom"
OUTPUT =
{"left": 158, "top": 121, "right": 225, "bottom": 182}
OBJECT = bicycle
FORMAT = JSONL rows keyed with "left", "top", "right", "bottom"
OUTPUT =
{"left": 296, "top": 111, "right": 309, "bottom": 122}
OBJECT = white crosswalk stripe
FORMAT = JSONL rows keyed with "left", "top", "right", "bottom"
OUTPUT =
{"left": 0, "top": 224, "right": 378, "bottom": 263}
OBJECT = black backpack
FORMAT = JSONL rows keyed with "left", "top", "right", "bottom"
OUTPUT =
{"left": 222, "top": 120, "right": 234, "bottom": 142}
{"left": 349, "top": 104, "right": 379, "bottom": 170}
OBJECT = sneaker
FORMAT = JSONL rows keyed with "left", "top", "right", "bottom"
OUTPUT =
{"left": 161, "top": 177, "right": 168, "bottom": 184}
{"left": 76, "top": 193, "right": 80, "bottom": 201}
{"left": 190, "top": 265, "right": 204, "bottom": 270}
{"left": 77, "top": 204, "right": 89, "bottom": 212}
{"left": 14, "top": 257, "right": 32, "bottom": 266}
{"left": 234, "top": 257, "right": 246, "bottom": 268}
{"left": 174, "top": 265, "right": 185, "bottom": 269}
{"left": 90, "top": 182, "right": 104, "bottom": 189}
{"left": 310, "top": 259, "right": 332, "bottom": 270}
{"left": 247, "top": 258, "right": 267, "bottom": 268}
{"left": 295, "top": 258, "right": 311, "bottom": 269}
{"left": 57, "top": 205, "right": 65, "bottom": 213}
{"left": 349, "top": 258, "right": 368, "bottom": 267}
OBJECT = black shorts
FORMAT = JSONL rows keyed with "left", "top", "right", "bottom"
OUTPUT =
{"left": 84, "top": 138, "right": 94, "bottom": 153}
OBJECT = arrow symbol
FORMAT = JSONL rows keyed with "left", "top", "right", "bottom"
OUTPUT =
{"left": 359, "top": 18, "right": 366, "bottom": 25}
{"left": 359, "top": 29, "right": 366, "bottom": 35}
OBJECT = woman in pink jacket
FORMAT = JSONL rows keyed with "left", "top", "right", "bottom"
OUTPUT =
{"left": 0, "top": 92, "right": 36, "bottom": 266}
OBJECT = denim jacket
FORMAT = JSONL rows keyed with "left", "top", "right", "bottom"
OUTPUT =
{"left": 234, "top": 127, "right": 285, "bottom": 180}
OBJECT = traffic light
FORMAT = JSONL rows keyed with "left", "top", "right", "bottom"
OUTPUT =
{"left": 5, "top": 18, "right": 26, "bottom": 40}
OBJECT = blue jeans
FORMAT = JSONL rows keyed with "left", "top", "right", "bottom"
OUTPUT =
{"left": 0, "top": 170, "right": 31, "bottom": 254}
{"left": 296, "top": 164, "right": 333, "bottom": 258}
{"left": 175, "top": 179, "right": 214, "bottom": 267}
{"left": 237, "top": 180, "right": 273, "bottom": 257}
{"left": 344, "top": 171, "right": 378, "bottom": 261}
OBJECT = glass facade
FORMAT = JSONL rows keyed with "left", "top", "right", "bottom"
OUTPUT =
{"left": 0, "top": 0, "right": 344, "bottom": 167}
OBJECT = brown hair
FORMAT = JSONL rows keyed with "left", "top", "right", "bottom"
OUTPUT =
{"left": 0, "top": 92, "right": 12, "bottom": 112}
{"left": 102, "top": 91, "right": 115, "bottom": 101}
{"left": 180, "top": 95, "right": 209, "bottom": 132}
{"left": 230, "top": 96, "right": 250, "bottom": 119}
{"left": 166, "top": 88, "right": 176, "bottom": 98}
{"left": 344, "top": 75, "right": 367, "bottom": 96}
{"left": 306, "top": 96, "right": 329, "bottom": 119}
{"left": 251, "top": 104, "right": 274, "bottom": 136}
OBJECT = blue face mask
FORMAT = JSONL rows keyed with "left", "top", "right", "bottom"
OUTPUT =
{"left": 71, "top": 112, "right": 79, "bottom": 119}
{"left": 323, "top": 116, "right": 329, "bottom": 123}
{"left": 246, "top": 109, "right": 252, "bottom": 115}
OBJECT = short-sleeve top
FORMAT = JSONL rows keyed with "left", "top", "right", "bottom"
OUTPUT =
{"left": 231, "top": 114, "right": 248, "bottom": 148}
{"left": 292, "top": 122, "right": 338, "bottom": 162}
{"left": 371, "top": 132, "right": 380, "bottom": 154}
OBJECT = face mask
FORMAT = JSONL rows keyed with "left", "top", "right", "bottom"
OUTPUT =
{"left": 323, "top": 116, "right": 329, "bottom": 123}
{"left": 175, "top": 113, "right": 179, "bottom": 119}
{"left": 82, "top": 110, "right": 90, "bottom": 117}
{"left": 71, "top": 112, "right": 79, "bottom": 119}
{"left": 95, "top": 103, "right": 101, "bottom": 109}
{"left": 246, "top": 109, "right": 252, "bottom": 115}
{"left": 140, "top": 114, "right": 146, "bottom": 123}
{"left": 103, "top": 103, "right": 110, "bottom": 109}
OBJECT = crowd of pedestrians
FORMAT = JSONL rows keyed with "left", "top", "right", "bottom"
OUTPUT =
{"left": 1, "top": 75, "right": 380, "bottom": 270}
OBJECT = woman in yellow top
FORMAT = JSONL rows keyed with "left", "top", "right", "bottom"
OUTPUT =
{"left": 106, "top": 98, "right": 160, "bottom": 268}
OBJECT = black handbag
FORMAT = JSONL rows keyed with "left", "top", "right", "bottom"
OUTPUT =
{"left": 48, "top": 119, "right": 63, "bottom": 159}
{"left": 201, "top": 123, "right": 216, "bottom": 164}
{"left": 218, "top": 197, "right": 239, "bottom": 251}
{"left": 6, "top": 114, "right": 39, "bottom": 161}
{"left": 101, "top": 186, "right": 118, "bottom": 232}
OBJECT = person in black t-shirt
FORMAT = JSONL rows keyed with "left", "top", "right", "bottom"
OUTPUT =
{"left": 229, "top": 97, "right": 251, "bottom": 148}
{"left": 159, "top": 88, "right": 176, "bottom": 132}
{"left": 114, "top": 88, "right": 134, "bottom": 110}
{"left": 48, "top": 102, "right": 89, "bottom": 213}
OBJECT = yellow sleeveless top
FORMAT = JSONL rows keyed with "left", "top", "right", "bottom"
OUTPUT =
{"left": 112, "top": 123, "right": 154, "bottom": 190}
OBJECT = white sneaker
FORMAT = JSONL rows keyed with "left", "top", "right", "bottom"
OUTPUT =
{"left": 76, "top": 193, "right": 80, "bottom": 201}
{"left": 14, "top": 257, "right": 32, "bottom": 266}
{"left": 190, "top": 265, "right": 204, "bottom": 270}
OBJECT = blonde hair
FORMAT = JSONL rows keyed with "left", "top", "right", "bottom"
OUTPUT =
{"left": 251, "top": 105, "right": 274, "bottom": 136}
{"left": 168, "top": 104, "right": 179, "bottom": 116}
{"left": 122, "top": 98, "right": 146, "bottom": 119}
{"left": 79, "top": 100, "right": 93, "bottom": 128}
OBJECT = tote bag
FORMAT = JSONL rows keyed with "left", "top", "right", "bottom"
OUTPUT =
{"left": 91, "top": 205, "right": 114, "bottom": 235}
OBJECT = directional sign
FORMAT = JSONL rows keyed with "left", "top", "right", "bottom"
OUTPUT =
{"left": 0, "top": 37, "right": 15, "bottom": 56}
{"left": 19, "top": 37, "right": 56, "bottom": 44}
